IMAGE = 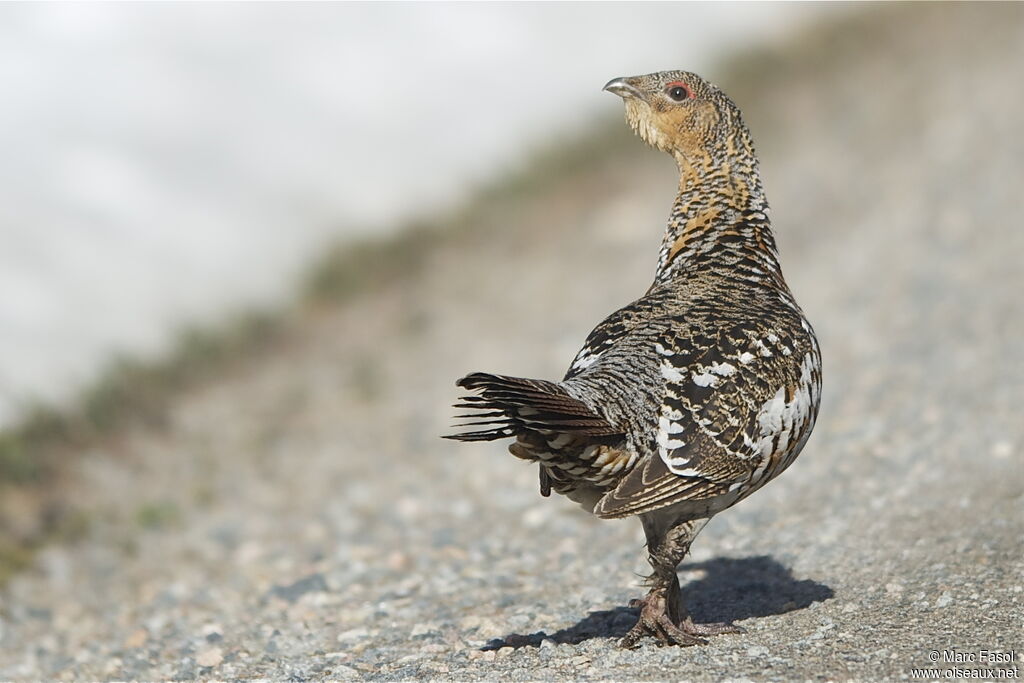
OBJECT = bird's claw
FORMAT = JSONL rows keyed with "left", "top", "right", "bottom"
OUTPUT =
{"left": 678, "top": 617, "right": 746, "bottom": 637}
{"left": 618, "top": 590, "right": 743, "bottom": 649}
{"left": 619, "top": 610, "right": 707, "bottom": 649}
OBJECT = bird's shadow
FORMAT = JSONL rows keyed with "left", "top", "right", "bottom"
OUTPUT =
{"left": 483, "top": 555, "right": 834, "bottom": 649}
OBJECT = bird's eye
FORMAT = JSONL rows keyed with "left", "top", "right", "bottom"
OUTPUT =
{"left": 666, "top": 83, "right": 692, "bottom": 102}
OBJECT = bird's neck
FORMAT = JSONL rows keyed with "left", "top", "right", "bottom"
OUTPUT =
{"left": 653, "top": 144, "right": 784, "bottom": 286}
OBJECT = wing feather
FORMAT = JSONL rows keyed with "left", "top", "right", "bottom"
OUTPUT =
{"left": 594, "top": 321, "right": 811, "bottom": 518}
{"left": 444, "top": 372, "right": 622, "bottom": 441}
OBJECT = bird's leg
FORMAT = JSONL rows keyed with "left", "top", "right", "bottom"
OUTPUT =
{"left": 621, "top": 570, "right": 705, "bottom": 648}
{"left": 620, "top": 517, "right": 744, "bottom": 648}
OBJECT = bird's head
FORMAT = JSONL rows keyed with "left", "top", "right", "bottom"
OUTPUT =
{"left": 604, "top": 71, "right": 750, "bottom": 168}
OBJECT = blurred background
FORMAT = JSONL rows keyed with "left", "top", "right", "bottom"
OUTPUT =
{"left": 0, "top": 2, "right": 842, "bottom": 427}
{"left": 1, "top": 3, "right": 1021, "bottom": 680}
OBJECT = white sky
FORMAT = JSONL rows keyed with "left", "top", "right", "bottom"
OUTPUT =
{"left": 0, "top": 2, "right": 843, "bottom": 426}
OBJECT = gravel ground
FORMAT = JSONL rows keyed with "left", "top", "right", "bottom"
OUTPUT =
{"left": 1, "top": 5, "right": 1022, "bottom": 681}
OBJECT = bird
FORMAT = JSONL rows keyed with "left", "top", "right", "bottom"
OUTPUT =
{"left": 444, "top": 70, "right": 822, "bottom": 648}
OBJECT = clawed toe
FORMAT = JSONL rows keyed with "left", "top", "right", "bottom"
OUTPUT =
{"left": 679, "top": 618, "right": 746, "bottom": 636}
{"left": 618, "top": 591, "right": 744, "bottom": 648}
{"left": 619, "top": 610, "right": 707, "bottom": 649}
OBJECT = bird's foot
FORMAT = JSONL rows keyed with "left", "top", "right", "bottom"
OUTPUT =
{"left": 619, "top": 592, "right": 744, "bottom": 649}
{"left": 678, "top": 616, "right": 746, "bottom": 637}
{"left": 619, "top": 591, "right": 704, "bottom": 648}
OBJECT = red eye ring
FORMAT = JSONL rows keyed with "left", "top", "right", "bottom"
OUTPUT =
{"left": 665, "top": 81, "right": 692, "bottom": 101}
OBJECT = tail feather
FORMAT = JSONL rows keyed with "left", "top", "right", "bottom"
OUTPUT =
{"left": 443, "top": 372, "right": 621, "bottom": 442}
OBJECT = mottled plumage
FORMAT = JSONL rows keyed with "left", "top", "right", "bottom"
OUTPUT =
{"left": 445, "top": 70, "right": 821, "bottom": 647}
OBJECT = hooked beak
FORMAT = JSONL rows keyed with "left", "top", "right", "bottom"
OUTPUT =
{"left": 603, "top": 77, "right": 645, "bottom": 101}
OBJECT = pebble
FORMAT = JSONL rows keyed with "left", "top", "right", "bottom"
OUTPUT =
{"left": 336, "top": 627, "right": 370, "bottom": 643}
{"left": 330, "top": 664, "right": 360, "bottom": 678}
{"left": 196, "top": 647, "right": 223, "bottom": 668}
{"left": 123, "top": 628, "right": 148, "bottom": 649}
{"left": 410, "top": 622, "right": 435, "bottom": 638}
{"left": 420, "top": 643, "right": 447, "bottom": 654}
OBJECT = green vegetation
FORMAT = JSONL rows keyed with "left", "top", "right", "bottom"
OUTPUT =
{"left": 135, "top": 501, "right": 181, "bottom": 530}
{"left": 0, "top": 310, "right": 288, "bottom": 485}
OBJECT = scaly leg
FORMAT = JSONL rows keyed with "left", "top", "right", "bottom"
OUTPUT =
{"left": 620, "top": 516, "right": 744, "bottom": 648}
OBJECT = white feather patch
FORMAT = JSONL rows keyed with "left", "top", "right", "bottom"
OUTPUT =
{"left": 753, "top": 351, "right": 818, "bottom": 475}
{"left": 571, "top": 353, "right": 601, "bottom": 371}
{"left": 661, "top": 364, "right": 685, "bottom": 382}
{"left": 654, "top": 342, "right": 674, "bottom": 357}
{"left": 708, "top": 361, "right": 737, "bottom": 376}
{"left": 691, "top": 371, "right": 718, "bottom": 387}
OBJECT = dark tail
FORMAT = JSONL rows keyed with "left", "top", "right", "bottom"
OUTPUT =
{"left": 443, "top": 372, "right": 620, "bottom": 442}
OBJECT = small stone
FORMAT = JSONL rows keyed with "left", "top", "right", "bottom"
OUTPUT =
{"left": 935, "top": 592, "right": 953, "bottom": 608}
{"left": 103, "top": 657, "right": 123, "bottom": 677}
{"left": 471, "top": 617, "right": 502, "bottom": 636}
{"left": 270, "top": 573, "right": 328, "bottom": 603}
{"left": 421, "top": 643, "right": 447, "bottom": 654}
{"left": 325, "top": 651, "right": 349, "bottom": 660}
{"left": 331, "top": 664, "right": 360, "bottom": 678}
{"left": 410, "top": 622, "right": 435, "bottom": 638}
{"left": 388, "top": 550, "right": 410, "bottom": 571}
{"left": 521, "top": 507, "right": 548, "bottom": 528}
{"left": 885, "top": 582, "right": 903, "bottom": 594}
{"left": 396, "top": 497, "right": 420, "bottom": 520}
{"left": 201, "top": 622, "right": 223, "bottom": 640}
{"left": 747, "top": 645, "right": 769, "bottom": 657}
{"left": 123, "top": 628, "right": 148, "bottom": 649}
{"left": 337, "top": 627, "right": 370, "bottom": 643}
{"left": 460, "top": 615, "right": 483, "bottom": 631}
{"left": 196, "top": 647, "right": 223, "bottom": 668}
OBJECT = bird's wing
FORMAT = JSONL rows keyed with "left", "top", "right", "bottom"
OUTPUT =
{"left": 563, "top": 293, "right": 669, "bottom": 380}
{"left": 592, "top": 447, "right": 726, "bottom": 518}
{"left": 564, "top": 309, "right": 633, "bottom": 379}
{"left": 444, "top": 372, "right": 622, "bottom": 442}
{"left": 594, "top": 322, "right": 817, "bottom": 519}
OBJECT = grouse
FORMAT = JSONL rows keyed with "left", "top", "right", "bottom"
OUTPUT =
{"left": 445, "top": 70, "right": 822, "bottom": 648}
